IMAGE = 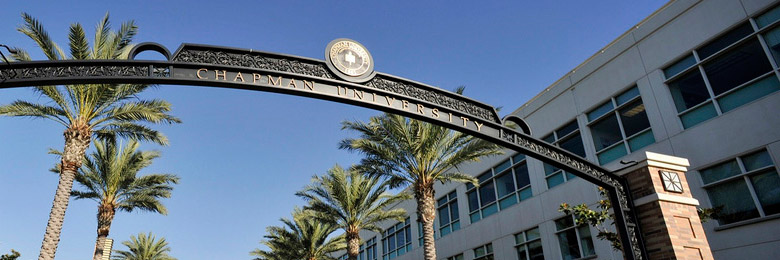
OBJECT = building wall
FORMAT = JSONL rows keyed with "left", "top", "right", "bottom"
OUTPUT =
{"left": 337, "top": 0, "right": 780, "bottom": 259}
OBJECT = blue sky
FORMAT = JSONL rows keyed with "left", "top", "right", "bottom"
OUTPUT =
{"left": 0, "top": 1, "right": 666, "bottom": 259}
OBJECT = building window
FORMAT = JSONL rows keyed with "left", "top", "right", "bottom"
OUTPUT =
{"left": 467, "top": 153, "right": 532, "bottom": 223}
{"left": 473, "top": 243, "right": 494, "bottom": 260}
{"left": 542, "top": 120, "right": 587, "bottom": 158}
{"left": 437, "top": 191, "right": 460, "bottom": 237}
{"left": 700, "top": 149, "right": 780, "bottom": 225}
{"left": 338, "top": 253, "right": 348, "bottom": 260}
{"left": 664, "top": 10, "right": 780, "bottom": 129}
{"left": 515, "top": 227, "right": 544, "bottom": 260}
{"left": 555, "top": 216, "right": 595, "bottom": 260}
{"left": 587, "top": 86, "right": 655, "bottom": 165}
{"left": 542, "top": 163, "right": 577, "bottom": 189}
{"left": 382, "top": 218, "right": 411, "bottom": 259}
{"left": 541, "top": 120, "right": 585, "bottom": 188}
{"left": 359, "top": 236, "right": 377, "bottom": 260}
{"left": 445, "top": 254, "right": 464, "bottom": 260}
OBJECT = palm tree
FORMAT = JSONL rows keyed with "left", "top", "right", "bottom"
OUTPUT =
{"left": 340, "top": 114, "right": 503, "bottom": 260}
{"left": 0, "top": 13, "right": 181, "bottom": 260}
{"left": 53, "top": 139, "right": 179, "bottom": 260}
{"left": 112, "top": 232, "right": 176, "bottom": 260}
{"left": 251, "top": 208, "right": 345, "bottom": 260}
{"left": 296, "top": 165, "right": 409, "bottom": 260}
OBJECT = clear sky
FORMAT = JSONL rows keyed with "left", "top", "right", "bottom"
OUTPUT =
{"left": 0, "top": 1, "right": 667, "bottom": 259}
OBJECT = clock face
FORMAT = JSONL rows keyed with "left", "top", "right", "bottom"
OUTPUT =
{"left": 328, "top": 40, "right": 372, "bottom": 77}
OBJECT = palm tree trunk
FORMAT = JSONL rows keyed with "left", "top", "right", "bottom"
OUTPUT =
{"left": 346, "top": 230, "right": 360, "bottom": 260}
{"left": 415, "top": 183, "right": 436, "bottom": 260}
{"left": 93, "top": 204, "right": 115, "bottom": 260}
{"left": 39, "top": 126, "right": 90, "bottom": 260}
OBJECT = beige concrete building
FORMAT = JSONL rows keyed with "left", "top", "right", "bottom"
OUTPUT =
{"left": 338, "top": 0, "right": 780, "bottom": 259}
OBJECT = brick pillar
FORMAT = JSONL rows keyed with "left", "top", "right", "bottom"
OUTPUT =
{"left": 617, "top": 152, "right": 713, "bottom": 260}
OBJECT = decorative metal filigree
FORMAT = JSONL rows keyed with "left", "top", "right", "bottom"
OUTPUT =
{"left": 366, "top": 75, "right": 496, "bottom": 122}
{"left": 173, "top": 49, "right": 335, "bottom": 79}
{"left": 152, "top": 66, "right": 170, "bottom": 77}
{"left": 1, "top": 66, "right": 147, "bottom": 80}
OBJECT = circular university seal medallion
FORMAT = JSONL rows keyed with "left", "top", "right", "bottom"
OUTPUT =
{"left": 325, "top": 39, "right": 375, "bottom": 82}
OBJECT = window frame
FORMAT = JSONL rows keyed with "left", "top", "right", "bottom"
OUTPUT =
{"left": 699, "top": 149, "right": 780, "bottom": 227}
{"left": 515, "top": 227, "right": 544, "bottom": 260}
{"left": 446, "top": 253, "right": 464, "bottom": 260}
{"left": 472, "top": 243, "right": 494, "bottom": 260}
{"left": 586, "top": 86, "right": 654, "bottom": 165}
{"left": 467, "top": 153, "right": 532, "bottom": 223}
{"left": 554, "top": 215, "right": 596, "bottom": 260}
{"left": 541, "top": 120, "right": 585, "bottom": 188}
{"left": 663, "top": 14, "right": 780, "bottom": 129}
{"left": 381, "top": 218, "right": 412, "bottom": 260}
{"left": 437, "top": 190, "right": 460, "bottom": 237}
{"left": 359, "top": 236, "right": 378, "bottom": 260}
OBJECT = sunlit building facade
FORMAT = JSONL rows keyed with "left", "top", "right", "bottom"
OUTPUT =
{"left": 337, "top": 0, "right": 780, "bottom": 259}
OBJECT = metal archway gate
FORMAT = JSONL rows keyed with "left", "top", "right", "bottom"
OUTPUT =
{"left": 0, "top": 41, "right": 647, "bottom": 260}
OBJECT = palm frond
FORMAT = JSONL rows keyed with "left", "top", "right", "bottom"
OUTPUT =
{"left": 68, "top": 23, "right": 90, "bottom": 59}
{"left": 94, "top": 122, "right": 169, "bottom": 145}
{"left": 112, "top": 232, "right": 176, "bottom": 260}
{"left": 0, "top": 100, "right": 69, "bottom": 126}
{"left": 93, "top": 12, "right": 111, "bottom": 59}
{"left": 10, "top": 47, "right": 31, "bottom": 61}
{"left": 18, "top": 13, "right": 62, "bottom": 60}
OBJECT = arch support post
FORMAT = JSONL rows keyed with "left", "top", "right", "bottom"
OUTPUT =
{"left": 616, "top": 152, "right": 714, "bottom": 260}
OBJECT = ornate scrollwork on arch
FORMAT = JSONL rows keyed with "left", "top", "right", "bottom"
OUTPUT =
{"left": 365, "top": 75, "right": 497, "bottom": 122}
{"left": 173, "top": 49, "right": 335, "bottom": 79}
{"left": 2, "top": 65, "right": 148, "bottom": 80}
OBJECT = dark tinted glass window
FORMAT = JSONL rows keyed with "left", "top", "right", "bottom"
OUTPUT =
{"left": 542, "top": 134, "right": 555, "bottom": 143}
{"left": 697, "top": 22, "right": 754, "bottom": 59}
{"left": 703, "top": 39, "right": 773, "bottom": 96}
{"left": 514, "top": 164, "right": 530, "bottom": 188}
{"left": 556, "top": 121, "right": 579, "bottom": 137}
{"left": 664, "top": 54, "right": 697, "bottom": 78}
{"left": 479, "top": 182, "right": 496, "bottom": 205}
{"left": 495, "top": 172, "right": 516, "bottom": 197}
{"left": 559, "top": 133, "right": 586, "bottom": 157}
{"left": 478, "top": 171, "right": 492, "bottom": 183}
{"left": 468, "top": 191, "right": 479, "bottom": 211}
{"left": 590, "top": 114, "right": 622, "bottom": 150}
{"left": 619, "top": 101, "right": 651, "bottom": 136}
{"left": 669, "top": 70, "right": 709, "bottom": 112}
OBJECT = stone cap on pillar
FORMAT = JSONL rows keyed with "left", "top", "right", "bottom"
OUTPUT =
{"left": 615, "top": 151, "right": 690, "bottom": 176}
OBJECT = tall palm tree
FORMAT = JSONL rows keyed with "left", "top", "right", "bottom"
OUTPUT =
{"left": 251, "top": 208, "right": 345, "bottom": 260}
{"left": 0, "top": 13, "right": 181, "bottom": 260}
{"left": 112, "top": 232, "right": 176, "bottom": 260}
{"left": 296, "top": 165, "right": 410, "bottom": 260}
{"left": 54, "top": 139, "right": 179, "bottom": 260}
{"left": 340, "top": 114, "right": 503, "bottom": 260}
